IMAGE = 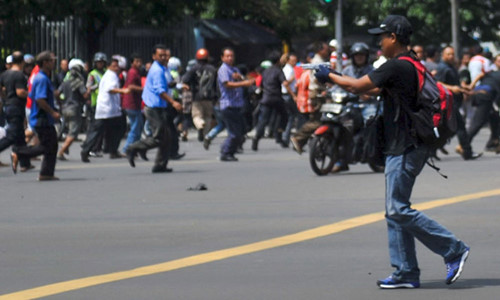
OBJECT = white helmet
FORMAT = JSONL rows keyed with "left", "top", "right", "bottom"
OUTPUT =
{"left": 112, "top": 55, "right": 127, "bottom": 69}
{"left": 68, "top": 58, "right": 85, "bottom": 70}
{"left": 329, "top": 39, "right": 338, "bottom": 49}
{"left": 168, "top": 56, "right": 181, "bottom": 70}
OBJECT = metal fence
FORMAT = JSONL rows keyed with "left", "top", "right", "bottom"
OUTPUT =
{"left": 31, "top": 16, "right": 87, "bottom": 62}
{"left": 99, "top": 17, "right": 196, "bottom": 67}
{"left": 1, "top": 15, "right": 196, "bottom": 71}
{"left": 0, "top": 16, "right": 87, "bottom": 68}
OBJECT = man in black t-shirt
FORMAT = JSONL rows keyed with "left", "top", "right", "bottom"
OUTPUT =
{"left": 467, "top": 70, "right": 500, "bottom": 151}
{"left": 435, "top": 46, "right": 481, "bottom": 160}
{"left": 252, "top": 50, "right": 296, "bottom": 151}
{"left": 0, "top": 51, "right": 34, "bottom": 172}
{"left": 314, "top": 15, "right": 470, "bottom": 289}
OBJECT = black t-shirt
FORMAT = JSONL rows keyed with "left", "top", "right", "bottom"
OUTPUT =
{"left": 0, "top": 69, "right": 27, "bottom": 110}
{"left": 435, "top": 62, "right": 463, "bottom": 103}
{"left": 261, "top": 65, "right": 286, "bottom": 105}
{"left": 458, "top": 67, "right": 471, "bottom": 85}
{"left": 481, "top": 71, "right": 500, "bottom": 103}
{"left": 368, "top": 53, "right": 419, "bottom": 155}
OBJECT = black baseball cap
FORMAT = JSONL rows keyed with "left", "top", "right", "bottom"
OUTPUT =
{"left": 368, "top": 15, "right": 413, "bottom": 37}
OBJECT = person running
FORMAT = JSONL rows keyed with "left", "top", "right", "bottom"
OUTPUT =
{"left": 11, "top": 51, "right": 60, "bottom": 181}
{"left": 435, "top": 46, "right": 481, "bottom": 160}
{"left": 126, "top": 44, "right": 182, "bottom": 173}
{"left": 56, "top": 58, "right": 88, "bottom": 160}
{"left": 217, "top": 47, "right": 255, "bottom": 161}
{"left": 314, "top": 15, "right": 470, "bottom": 289}
{"left": 121, "top": 53, "right": 144, "bottom": 154}
{"left": 252, "top": 50, "right": 295, "bottom": 151}
{"left": 0, "top": 51, "right": 34, "bottom": 172}
{"left": 80, "top": 57, "right": 130, "bottom": 162}
{"left": 182, "top": 48, "right": 217, "bottom": 143}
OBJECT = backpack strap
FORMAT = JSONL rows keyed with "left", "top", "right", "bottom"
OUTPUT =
{"left": 426, "top": 156, "right": 448, "bottom": 179}
{"left": 398, "top": 56, "right": 425, "bottom": 91}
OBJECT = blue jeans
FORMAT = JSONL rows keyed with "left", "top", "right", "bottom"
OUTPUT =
{"left": 122, "top": 109, "right": 143, "bottom": 153}
{"left": 385, "top": 145, "right": 468, "bottom": 281}
{"left": 220, "top": 107, "right": 245, "bottom": 156}
{"left": 207, "top": 106, "right": 226, "bottom": 140}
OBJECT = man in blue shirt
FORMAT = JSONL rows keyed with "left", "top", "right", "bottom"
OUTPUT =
{"left": 11, "top": 51, "right": 60, "bottom": 180}
{"left": 218, "top": 48, "right": 255, "bottom": 161}
{"left": 126, "top": 44, "right": 182, "bottom": 173}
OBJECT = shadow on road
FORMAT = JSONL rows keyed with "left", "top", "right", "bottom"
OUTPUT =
{"left": 420, "top": 278, "right": 500, "bottom": 289}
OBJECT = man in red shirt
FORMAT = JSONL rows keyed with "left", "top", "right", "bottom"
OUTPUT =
{"left": 121, "top": 53, "right": 144, "bottom": 154}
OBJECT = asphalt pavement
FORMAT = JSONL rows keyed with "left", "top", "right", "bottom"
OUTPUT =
{"left": 0, "top": 129, "right": 499, "bottom": 299}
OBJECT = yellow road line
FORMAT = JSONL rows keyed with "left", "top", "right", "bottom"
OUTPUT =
{"left": 2, "top": 188, "right": 500, "bottom": 299}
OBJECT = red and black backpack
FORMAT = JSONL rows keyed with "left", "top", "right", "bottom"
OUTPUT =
{"left": 397, "top": 55, "right": 457, "bottom": 149}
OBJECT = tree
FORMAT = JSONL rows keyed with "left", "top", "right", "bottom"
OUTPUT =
{"left": 203, "top": 0, "right": 500, "bottom": 48}
{"left": 345, "top": 0, "right": 500, "bottom": 46}
{"left": 202, "top": 0, "right": 323, "bottom": 45}
{"left": 0, "top": 0, "right": 211, "bottom": 60}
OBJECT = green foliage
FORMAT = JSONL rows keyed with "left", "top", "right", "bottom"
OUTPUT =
{"left": 347, "top": 0, "right": 500, "bottom": 45}
{"left": 202, "top": 0, "right": 322, "bottom": 43}
{"left": 1, "top": 0, "right": 498, "bottom": 52}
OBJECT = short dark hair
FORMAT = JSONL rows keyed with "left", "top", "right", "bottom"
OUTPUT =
{"left": 130, "top": 52, "right": 141, "bottom": 63}
{"left": 221, "top": 47, "right": 234, "bottom": 56}
{"left": 313, "top": 41, "right": 327, "bottom": 54}
{"left": 12, "top": 51, "right": 24, "bottom": 64}
{"left": 442, "top": 45, "right": 454, "bottom": 51}
{"left": 471, "top": 45, "right": 483, "bottom": 56}
{"left": 425, "top": 45, "right": 438, "bottom": 58}
{"left": 152, "top": 44, "right": 167, "bottom": 55}
{"left": 109, "top": 58, "right": 119, "bottom": 67}
{"left": 396, "top": 34, "right": 411, "bottom": 47}
{"left": 268, "top": 50, "right": 281, "bottom": 65}
{"left": 36, "top": 50, "right": 54, "bottom": 67}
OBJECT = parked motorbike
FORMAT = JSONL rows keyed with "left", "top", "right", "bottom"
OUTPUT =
{"left": 309, "top": 88, "right": 385, "bottom": 176}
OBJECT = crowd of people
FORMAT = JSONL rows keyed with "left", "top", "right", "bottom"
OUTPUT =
{"left": 0, "top": 34, "right": 499, "bottom": 179}
{"left": 1, "top": 14, "right": 499, "bottom": 288}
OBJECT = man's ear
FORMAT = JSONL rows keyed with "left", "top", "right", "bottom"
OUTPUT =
{"left": 390, "top": 33, "right": 397, "bottom": 44}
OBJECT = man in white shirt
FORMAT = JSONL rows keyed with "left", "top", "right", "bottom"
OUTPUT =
{"left": 468, "top": 45, "right": 492, "bottom": 86}
{"left": 81, "top": 58, "right": 129, "bottom": 162}
{"left": 281, "top": 53, "right": 300, "bottom": 147}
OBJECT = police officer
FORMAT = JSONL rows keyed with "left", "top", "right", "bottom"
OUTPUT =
{"left": 85, "top": 52, "right": 107, "bottom": 157}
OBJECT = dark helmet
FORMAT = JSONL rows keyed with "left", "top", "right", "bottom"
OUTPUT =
{"left": 93, "top": 52, "right": 107, "bottom": 63}
{"left": 350, "top": 42, "right": 370, "bottom": 66}
{"left": 350, "top": 42, "right": 370, "bottom": 56}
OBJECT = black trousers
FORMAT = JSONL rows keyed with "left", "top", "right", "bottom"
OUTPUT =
{"left": 14, "top": 126, "right": 57, "bottom": 176}
{"left": 0, "top": 108, "right": 31, "bottom": 168}
{"left": 128, "top": 107, "right": 170, "bottom": 168}
{"left": 255, "top": 101, "right": 288, "bottom": 142}
{"left": 81, "top": 116, "right": 123, "bottom": 155}
{"left": 166, "top": 106, "right": 180, "bottom": 156}
{"left": 86, "top": 106, "right": 103, "bottom": 153}
{"left": 468, "top": 92, "right": 500, "bottom": 144}
{"left": 454, "top": 99, "right": 473, "bottom": 156}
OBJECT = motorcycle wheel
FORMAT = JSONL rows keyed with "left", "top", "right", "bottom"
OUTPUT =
{"left": 368, "top": 161, "right": 385, "bottom": 173}
{"left": 309, "top": 135, "right": 337, "bottom": 176}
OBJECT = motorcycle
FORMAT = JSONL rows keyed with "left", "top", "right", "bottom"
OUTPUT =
{"left": 309, "top": 88, "right": 385, "bottom": 176}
